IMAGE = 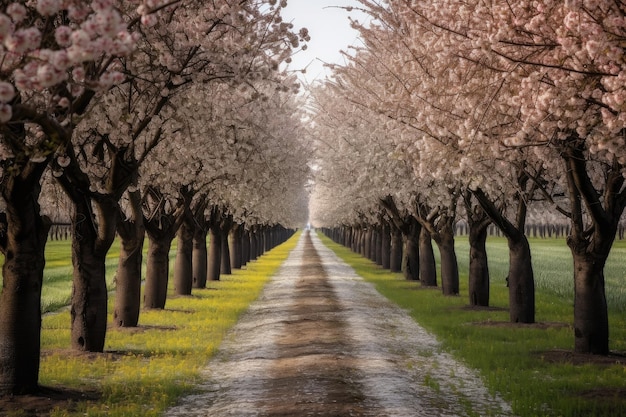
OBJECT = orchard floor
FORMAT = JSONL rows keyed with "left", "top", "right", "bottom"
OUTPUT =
{"left": 166, "top": 231, "right": 513, "bottom": 417}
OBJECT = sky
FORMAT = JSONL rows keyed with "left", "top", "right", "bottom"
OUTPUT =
{"left": 280, "top": 0, "right": 367, "bottom": 85}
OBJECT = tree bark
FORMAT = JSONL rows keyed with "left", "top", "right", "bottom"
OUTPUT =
{"left": 192, "top": 227, "right": 208, "bottom": 288}
{"left": 389, "top": 225, "right": 403, "bottom": 272}
{"left": 468, "top": 223, "right": 490, "bottom": 306}
{"left": 402, "top": 217, "right": 420, "bottom": 281}
{"left": 143, "top": 233, "right": 173, "bottom": 309}
{"left": 241, "top": 228, "right": 250, "bottom": 266}
{"left": 378, "top": 196, "right": 420, "bottom": 280}
{"left": 419, "top": 227, "right": 437, "bottom": 287}
{"left": 249, "top": 227, "right": 258, "bottom": 261}
{"left": 570, "top": 248, "right": 609, "bottom": 354}
{"left": 174, "top": 217, "right": 194, "bottom": 295}
{"left": 464, "top": 191, "right": 491, "bottom": 306}
{"left": 229, "top": 223, "right": 243, "bottom": 270}
{"left": 473, "top": 187, "right": 535, "bottom": 323}
{"left": 561, "top": 139, "right": 625, "bottom": 354}
{"left": 0, "top": 161, "right": 51, "bottom": 394}
{"left": 206, "top": 205, "right": 223, "bottom": 281}
{"left": 507, "top": 235, "right": 535, "bottom": 323}
{"left": 433, "top": 222, "right": 459, "bottom": 296}
{"left": 375, "top": 226, "right": 383, "bottom": 265}
{"left": 381, "top": 220, "right": 391, "bottom": 269}
{"left": 221, "top": 233, "right": 231, "bottom": 274}
{"left": 70, "top": 197, "right": 117, "bottom": 352}
{"left": 143, "top": 189, "right": 184, "bottom": 310}
{"left": 114, "top": 190, "right": 145, "bottom": 327}
{"left": 207, "top": 227, "right": 222, "bottom": 281}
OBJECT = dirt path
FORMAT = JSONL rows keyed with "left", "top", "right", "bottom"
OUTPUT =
{"left": 166, "top": 232, "right": 513, "bottom": 416}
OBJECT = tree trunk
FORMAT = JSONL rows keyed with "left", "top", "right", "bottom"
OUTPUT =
{"left": 70, "top": 198, "right": 117, "bottom": 352}
{"left": 389, "top": 226, "right": 403, "bottom": 272}
{"left": 143, "top": 202, "right": 182, "bottom": 310}
{"left": 143, "top": 234, "right": 173, "bottom": 309}
{"left": 113, "top": 190, "right": 145, "bottom": 327}
{"left": 561, "top": 140, "right": 625, "bottom": 354}
{"left": 192, "top": 227, "right": 208, "bottom": 289}
{"left": 0, "top": 164, "right": 50, "bottom": 394}
{"left": 229, "top": 224, "right": 242, "bottom": 270}
{"left": 468, "top": 222, "right": 490, "bottom": 306}
{"left": 221, "top": 232, "right": 231, "bottom": 275}
{"left": 507, "top": 235, "right": 535, "bottom": 323}
{"left": 472, "top": 187, "right": 535, "bottom": 323}
{"left": 174, "top": 218, "right": 193, "bottom": 295}
{"left": 207, "top": 227, "right": 222, "bottom": 281}
{"left": 249, "top": 228, "right": 258, "bottom": 262}
{"left": 570, "top": 247, "right": 609, "bottom": 354}
{"left": 434, "top": 226, "right": 459, "bottom": 296}
{"left": 464, "top": 191, "right": 491, "bottom": 307}
{"left": 241, "top": 228, "right": 250, "bottom": 266}
{"left": 402, "top": 218, "right": 420, "bottom": 280}
{"left": 381, "top": 221, "right": 391, "bottom": 269}
{"left": 375, "top": 226, "right": 383, "bottom": 265}
{"left": 419, "top": 227, "right": 437, "bottom": 287}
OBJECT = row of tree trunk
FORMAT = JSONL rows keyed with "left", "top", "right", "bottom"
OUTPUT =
{"left": 0, "top": 178, "right": 293, "bottom": 395}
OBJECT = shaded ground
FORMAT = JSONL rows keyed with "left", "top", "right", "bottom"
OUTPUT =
{"left": 0, "top": 386, "right": 100, "bottom": 417}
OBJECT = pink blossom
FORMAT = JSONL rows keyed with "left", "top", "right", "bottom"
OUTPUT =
{"left": 0, "top": 103, "right": 12, "bottom": 123}
{"left": 55, "top": 25, "right": 72, "bottom": 46}
{"left": 72, "top": 66, "right": 85, "bottom": 82}
{"left": 141, "top": 14, "right": 157, "bottom": 27}
{"left": 13, "top": 70, "right": 32, "bottom": 91}
{"left": 136, "top": 5, "right": 148, "bottom": 15}
{"left": 4, "top": 31, "right": 27, "bottom": 53}
{"left": 6, "top": 3, "right": 27, "bottom": 23}
{"left": 99, "top": 70, "right": 124, "bottom": 88}
{"left": 36, "top": 0, "right": 63, "bottom": 16}
{"left": 50, "top": 49, "right": 71, "bottom": 70}
{"left": 25, "top": 27, "right": 42, "bottom": 49}
{"left": 57, "top": 154, "right": 70, "bottom": 168}
{"left": 81, "top": 18, "right": 99, "bottom": 38}
{"left": 37, "top": 63, "right": 61, "bottom": 88}
{"left": 57, "top": 97, "right": 70, "bottom": 108}
{"left": 0, "top": 82, "right": 15, "bottom": 102}
{"left": 95, "top": 10, "right": 121, "bottom": 37}
{"left": 67, "top": 4, "right": 88, "bottom": 21}
{"left": 91, "top": 0, "right": 114, "bottom": 13}
{"left": 585, "top": 40, "right": 601, "bottom": 59}
{"left": 71, "top": 28, "right": 90, "bottom": 46}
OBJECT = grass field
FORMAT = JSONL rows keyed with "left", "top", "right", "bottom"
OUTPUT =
{"left": 320, "top": 234, "right": 626, "bottom": 417}
{"left": 453, "top": 236, "right": 626, "bottom": 313}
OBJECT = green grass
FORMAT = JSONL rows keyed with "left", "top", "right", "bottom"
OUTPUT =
{"left": 320, "top": 234, "right": 626, "bottom": 417}
{"left": 453, "top": 236, "right": 626, "bottom": 312}
{"left": 34, "top": 233, "right": 300, "bottom": 417}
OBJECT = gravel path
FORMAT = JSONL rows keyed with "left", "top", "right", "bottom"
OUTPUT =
{"left": 166, "top": 231, "right": 514, "bottom": 416}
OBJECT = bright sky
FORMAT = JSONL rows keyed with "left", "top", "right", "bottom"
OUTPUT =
{"left": 280, "top": 0, "right": 366, "bottom": 85}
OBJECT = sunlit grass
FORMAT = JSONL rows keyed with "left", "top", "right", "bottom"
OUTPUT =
{"left": 320, "top": 234, "right": 626, "bottom": 417}
{"left": 37, "top": 233, "right": 299, "bottom": 417}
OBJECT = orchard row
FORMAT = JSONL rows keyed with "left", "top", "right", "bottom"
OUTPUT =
{"left": 0, "top": 1, "right": 310, "bottom": 396}
{"left": 306, "top": 0, "right": 626, "bottom": 361}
